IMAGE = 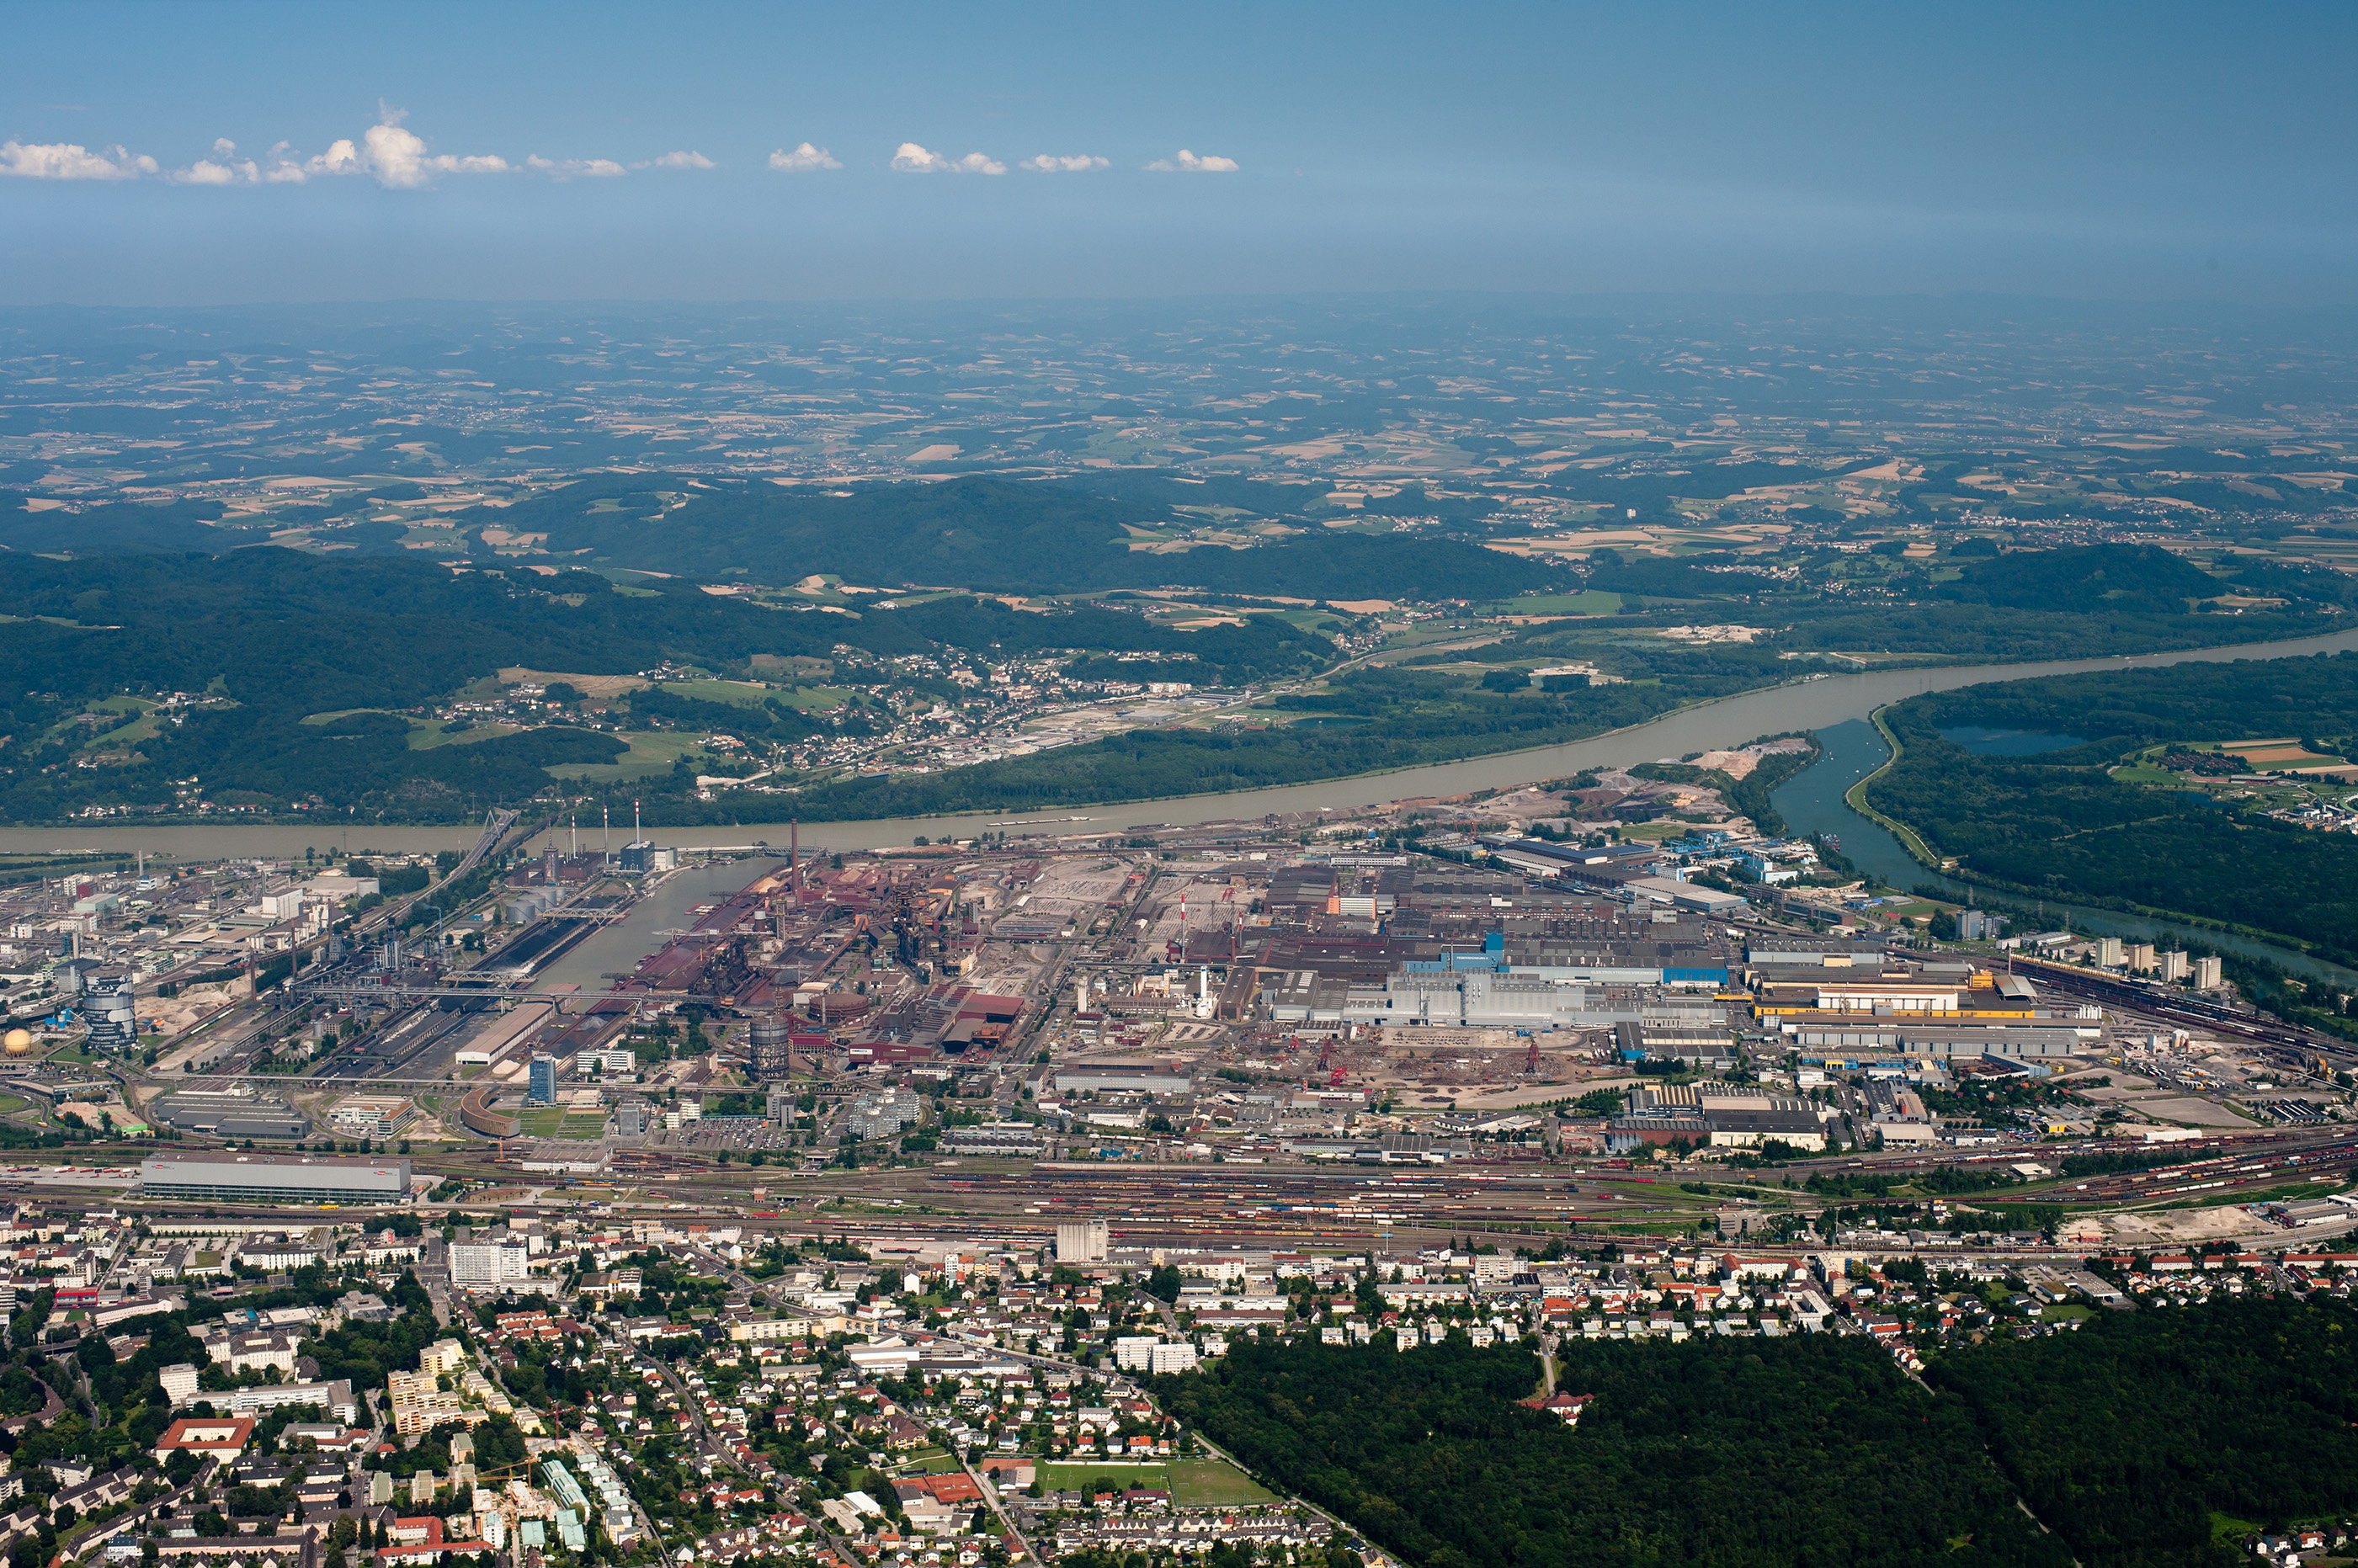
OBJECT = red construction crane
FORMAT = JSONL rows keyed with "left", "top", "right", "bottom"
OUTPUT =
{"left": 1318, "top": 1036, "right": 1345, "bottom": 1087}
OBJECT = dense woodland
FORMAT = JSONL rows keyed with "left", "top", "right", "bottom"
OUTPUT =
{"left": 1865, "top": 654, "right": 2358, "bottom": 962}
{"left": 1158, "top": 1337, "right": 2068, "bottom": 1568}
{"left": 1584, "top": 542, "right": 2348, "bottom": 661}
{"left": 1163, "top": 1307, "right": 2358, "bottom": 1568}
{"left": 1930, "top": 1299, "right": 2358, "bottom": 1568}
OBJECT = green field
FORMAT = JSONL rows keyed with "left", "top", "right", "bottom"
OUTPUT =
{"left": 1168, "top": 1458, "right": 1279, "bottom": 1507}
{"left": 545, "top": 731, "right": 711, "bottom": 782}
{"left": 1039, "top": 1461, "right": 1167, "bottom": 1494}
{"left": 770, "top": 685, "right": 853, "bottom": 712}
{"left": 1480, "top": 589, "right": 1623, "bottom": 616}
{"left": 408, "top": 720, "right": 524, "bottom": 750}
{"left": 516, "top": 1108, "right": 606, "bottom": 1139}
{"left": 662, "top": 678, "right": 776, "bottom": 709}
{"left": 1035, "top": 1458, "right": 1274, "bottom": 1506}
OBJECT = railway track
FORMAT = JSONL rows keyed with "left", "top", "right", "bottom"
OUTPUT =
{"left": 2017, "top": 959, "right": 2356, "bottom": 1070}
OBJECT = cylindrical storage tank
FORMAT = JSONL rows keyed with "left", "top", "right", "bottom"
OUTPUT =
{"left": 748, "top": 1012, "right": 794, "bottom": 1078}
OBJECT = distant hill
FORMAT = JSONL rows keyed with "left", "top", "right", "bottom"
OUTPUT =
{"left": 465, "top": 474, "right": 1553, "bottom": 598}
{"left": 0, "top": 497, "right": 237, "bottom": 556}
{"left": 1932, "top": 542, "right": 2224, "bottom": 614}
{"left": 0, "top": 550, "right": 1337, "bottom": 825}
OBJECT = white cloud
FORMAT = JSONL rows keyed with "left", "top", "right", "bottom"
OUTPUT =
{"left": 1147, "top": 148, "right": 1239, "bottom": 173}
{"left": 170, "top": 138, "right": 258, "bottom": 185}
{"left": 768, "top": 142, "right": 840, "bottom": 172}
{"left": 262, "top": 138, "right": 361, "bottom": 183}
{"left": 360, "top": 121, "right": 433, "bottom": 186}
{"left": 892, "top": 141, "right": 1004, "bottom": 175}
{"left": 0, "top": 140, "right": 158, "bottom": 180}
{"left": 3, "top": 112, "right": 666, "bottom": 191}
{"left": 358, "top": 112, "right": 510, "bottom": 188}
{"left": 1019, "top": 154, "right": 1109, "bottom": 173}
{"left": 526, "top": 154, "right": 626, "bottom": 179}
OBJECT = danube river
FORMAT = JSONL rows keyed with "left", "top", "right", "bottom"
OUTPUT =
{"left": 11, "top": 623, "right": 2354, "bottom": 862}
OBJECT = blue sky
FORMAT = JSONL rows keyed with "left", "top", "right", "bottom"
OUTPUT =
{"left": 4, "top": 1, "right": 2355, "bottom": 305}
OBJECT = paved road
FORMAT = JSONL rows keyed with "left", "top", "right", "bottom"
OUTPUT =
{"left": 961, "top": 1448, "right": 1043, "bottom": 1566}
{"left": 422, "top": 1235, "right": 453, "bottom": 1326}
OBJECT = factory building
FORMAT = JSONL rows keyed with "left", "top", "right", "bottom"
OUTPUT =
{"left": 616, "top": 842, "right": 677, "bottom": 875}
{"left": 148, "top": 1088, "right": 307, "bottom": 1141}
{"left": 1347, "top": 964, "right": 1726, "bottom": 1043}
{"left": 1049, "top": 1065, "right": 1196, "bottom": 1096}
{"left": 1608, "top": 1087, "right": 1828, "bottom": 1154}
{"left": 939, "top": 1123, "right": 1045, "bottom": 1157}
{"left": 139, "top": 1155, "right": 412, "bottom": 1206}
{"left": 1781, "top": 1022, "right": 2091, "bottom": 1060}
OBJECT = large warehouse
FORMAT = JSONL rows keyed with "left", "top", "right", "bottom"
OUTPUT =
{"left": 138, "top": 1155, "right": 412, "bottom": 1206}
{"left": 147, "top": 1087, "right": 307, "bottom": 1141}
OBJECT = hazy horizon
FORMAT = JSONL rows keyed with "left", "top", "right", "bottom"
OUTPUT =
{"left": 8, "top": 1, "right": 2357, "bottom": 307}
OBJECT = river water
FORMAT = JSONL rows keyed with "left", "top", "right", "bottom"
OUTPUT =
{"left": 1770, "top": 716, "right": 2358, "bottom": 988}
{"left": 16, "top": 623, "right": 2355, "bottom": 860}
{"left": 533, "top": 859, "right": 774, "bottom": 994}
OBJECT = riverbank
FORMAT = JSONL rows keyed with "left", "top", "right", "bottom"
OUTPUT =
{"left": 11, "top": 622, "right": 2358, "bottom": 859}
{"left": 1842, "top": 706, "right": 1943, "bottom": 867}
{"left": 1770, "top": 718, "right": 2358, "bottom": 991}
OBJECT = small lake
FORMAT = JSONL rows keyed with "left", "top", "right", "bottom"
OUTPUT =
{"left": 1938, "top": 726, "right": 2088, "bottom": 756}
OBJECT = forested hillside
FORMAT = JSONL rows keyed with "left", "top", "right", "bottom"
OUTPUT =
{"left": 5, "top": 503, "right": 2352, "bottom": 827}
{"left": 1864, "top": 654, "right": 2358, "bottom": 962}
{"left": 1543, "top": 542, "right": 2344, "bottom": 663}
{"left": 455, "top": 474, "right": 1554, "bottom": 599}
{"left": 1929, "top": 541, "right": 2227, "bottom": 614}
{"left": 0, "top": 552, "right": 1333, "bottom": 823}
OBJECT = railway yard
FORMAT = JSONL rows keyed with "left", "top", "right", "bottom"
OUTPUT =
{"left": 0, "top": 797, "right": 2347, "bottom": 1266}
